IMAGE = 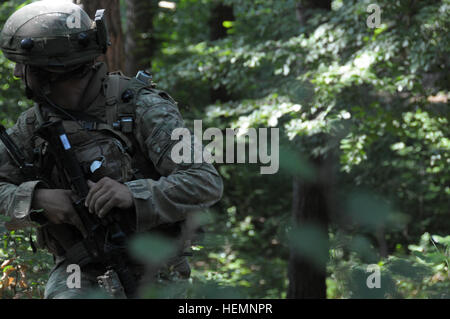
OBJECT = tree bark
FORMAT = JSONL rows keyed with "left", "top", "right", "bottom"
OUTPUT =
{"left": 288, "top": 0, "right": 332, "bottom": 299}
{"left": 124, "top": 0, "right": 159, "bottom": 76}
{"left": 208, "top": 2, "right": 234, "bottom": 103}
{"left": 296, "top": 0, "right": 331, "bottom": 25}
{"left": 75, "top": 0, "right": 125, "bottom": 72}
{"left": 288, "top": 161, "right": 330, "bottom": 299}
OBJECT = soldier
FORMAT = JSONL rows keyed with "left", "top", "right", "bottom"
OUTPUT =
{"left": 0, "top": 1, "right": 223, "bottom": 298}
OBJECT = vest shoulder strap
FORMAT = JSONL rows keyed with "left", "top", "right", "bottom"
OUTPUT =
{"left": 104, "top": 73, "right": 122, "bottom": 127}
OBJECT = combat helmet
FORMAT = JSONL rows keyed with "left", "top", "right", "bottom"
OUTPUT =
{"left": 0, "top": 0, "right": 109, "bottom": 73}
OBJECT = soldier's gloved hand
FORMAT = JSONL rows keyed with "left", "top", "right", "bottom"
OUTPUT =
{"left": 31, "top": 189, "right": 88, "bottom": 237}
{"left": 85, "top": 177, "right": 134, "bottom": 218}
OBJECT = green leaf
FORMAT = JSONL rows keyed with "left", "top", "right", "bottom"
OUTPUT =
{"left": 222, "top": 21, "right": 234, "bottom": 29}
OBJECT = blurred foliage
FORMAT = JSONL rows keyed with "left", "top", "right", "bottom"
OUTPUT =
{"left": 0, "top": 216, "right": 52, "bottom": 299}
{"left": 0, "top": 0, "right": 448, "bottom": 298}
{"left": 151, "top": 0, "right": 449, "bottom": 299}
{"left": 328, "top": 232, "right": 449, "bottom": 298}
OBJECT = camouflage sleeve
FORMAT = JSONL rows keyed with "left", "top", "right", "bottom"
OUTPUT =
{"left": 125, "top": 91, "right": 223, "bottom": 232}
{"left": 0, "top": 110, "right": 46, "bottom": 229}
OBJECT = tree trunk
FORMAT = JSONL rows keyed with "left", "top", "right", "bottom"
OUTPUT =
{"left": 124, "top": 0, "right": 159, "bottom": 76}
{"left": 288, "top": 163, "right": 330, "bottom": 299}
{"left": 288, "top": 0, "right": 332, "bottom": 299}
{"left": 75, "top": 0, "right": 125, "bottom": 72}
{"left": 296, "top": 0, "right": 331, "bottom": 25}
{"left": 208, "top": 2, "right": 234, "bottom": 103}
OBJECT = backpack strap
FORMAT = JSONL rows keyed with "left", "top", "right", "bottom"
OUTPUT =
{"left": 104, "top": 73, "right": 121, "bottom": 128}
{"left": 104, "top": 74, "right": 140, "bottom": 134}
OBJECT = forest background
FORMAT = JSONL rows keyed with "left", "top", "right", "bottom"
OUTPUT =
{"left": 0, "top": 0, "right": 448, "bottom": 299}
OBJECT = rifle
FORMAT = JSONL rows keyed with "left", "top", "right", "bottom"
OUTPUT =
{"left": 35, "top": 120, "right": 137, "bottom": 298}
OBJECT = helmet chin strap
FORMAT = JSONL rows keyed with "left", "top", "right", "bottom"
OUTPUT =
{"left": 39, "top": 88, "right": 80, "bottom": 123}
{"left": 25, "top": 63, "right": 94, "bottom": 110}
{"left": 23, "top": 65, "right": 79, "bottom": 123}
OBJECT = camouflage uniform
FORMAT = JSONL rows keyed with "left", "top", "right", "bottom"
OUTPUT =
{"left": 0, "top": 1, "right": 223, "bottom": 298}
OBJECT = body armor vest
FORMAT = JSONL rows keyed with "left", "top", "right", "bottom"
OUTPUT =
{"left": 28, "top": 71, "right": 181, "bottom": 259}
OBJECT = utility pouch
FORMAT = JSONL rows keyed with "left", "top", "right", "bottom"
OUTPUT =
{"left": 97, "top": 268, "right": 127, "bottom": 299}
